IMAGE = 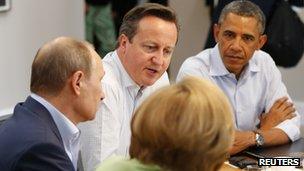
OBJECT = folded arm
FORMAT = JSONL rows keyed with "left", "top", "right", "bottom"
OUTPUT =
{"left": 230, "top": 96, "right": 299, "bottom": 155}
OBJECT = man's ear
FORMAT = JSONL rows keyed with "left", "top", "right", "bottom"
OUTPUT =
{"left": 118, "top": 34, "right": 128, "bottom": 52}
{"left": 71, "top": 71, "right": 84, "bottom": 96}
{"left": 257, "top": 34, "right": 267, "bottom": 49}
{"left": 213, "top": 23, "right": 220, "bottom": 43}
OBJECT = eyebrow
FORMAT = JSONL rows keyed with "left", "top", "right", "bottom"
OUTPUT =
{"left": 223, "top": 30, "right": 235, "bottom": 34}
{"left": 166, "top": 46, "right": 174, "bottom": 51}
{"left": 143, "top": 41, "right": 157, "bottom": 45}
{"left": 223, "top": 29, "right": 256, "bottom": 38}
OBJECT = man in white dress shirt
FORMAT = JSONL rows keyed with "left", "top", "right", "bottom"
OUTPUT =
{"left": 177, "top": 0, "right": 300, "bottom": 155}
{"left": 79, "top": 3, "right": 179, "bottom": 170}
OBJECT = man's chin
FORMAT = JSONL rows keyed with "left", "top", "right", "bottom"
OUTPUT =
{"left": 141, "top": 78, "right": 158, "bottom": 87}
{"left": 85, "top": 111, "right": 97, "bottom": 121}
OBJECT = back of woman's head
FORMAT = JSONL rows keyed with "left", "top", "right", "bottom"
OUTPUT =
{"left": 130, "top": 76, "right": 234, "bottom": 171}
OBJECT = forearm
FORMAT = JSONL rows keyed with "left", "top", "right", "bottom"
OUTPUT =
{"left": 229, "top": 128, "right": 290, "bottom": 155}
{"left": 229, "top": 131, "right": 256, "bottom": 155}
{"left": 259, "top": 128, "right": 290, "bottom": 147}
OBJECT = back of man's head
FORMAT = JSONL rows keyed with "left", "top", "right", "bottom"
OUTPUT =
{"left": 30, "top": 37, "right": 92, "bottom": 96}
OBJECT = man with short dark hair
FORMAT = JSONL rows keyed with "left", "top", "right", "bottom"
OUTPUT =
{"left": 79, "top": 3, "right": 179, "bottom": 170}
{"left": 0, "top": 37, "right": 105, "bottom": 171}
{"left": 177, "top": 0, "right": 300, "bottom": 155}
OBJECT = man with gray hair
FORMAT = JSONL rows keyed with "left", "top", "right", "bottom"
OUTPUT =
{"left": 177, "top": 0, "right": 300, "bottom": 154}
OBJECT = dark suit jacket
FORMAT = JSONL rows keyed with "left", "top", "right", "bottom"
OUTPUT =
{"left": 0, "top": 96, "right": 75, "bottom": 171}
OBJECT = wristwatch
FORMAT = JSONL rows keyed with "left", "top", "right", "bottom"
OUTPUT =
{"left": 254, "top": 131, "right": 265, "bottom": 147}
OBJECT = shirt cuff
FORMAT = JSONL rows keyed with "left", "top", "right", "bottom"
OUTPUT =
{"left": 275, "top": 119, "right": 300, "bottom": 141}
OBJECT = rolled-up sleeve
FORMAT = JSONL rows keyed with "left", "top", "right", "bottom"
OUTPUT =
{"left": 265, "top": 59, "right": 301, "bottom": 141}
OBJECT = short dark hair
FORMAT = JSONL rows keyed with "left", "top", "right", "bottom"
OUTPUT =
{"left": 30, "top": 37, "right": 93, "bottom": 95}
{"left": 118, "top": 3, "right": 179, "bottom": 46}
{"left": 219, "top": 0, "right": 266, "bottom": 34}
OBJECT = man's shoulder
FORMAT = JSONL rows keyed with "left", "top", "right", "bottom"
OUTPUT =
{"left": 182, "top": 49, "right": 211, "bottom": 67}
{"left": 0, "top": 107, "right": 68, "bottom": 171}
{"left": 4, "top": 142, "right": 72, "bottom": 171}
{"left": 102, "top": 56, "right": 123, "bottom": 88}
{"left": 0, "top": 103, "right": 62, "bottom": 146}
{"left": 102, "top": 64, "right": 120, "bottom": 84}
{"left": 249, "top": 50, "right": 281, "bottom": 84}
{"left": 177, "top": 49, "right": 211, "bottom": 80}
{"left": 252, "top": 50, "right": 277, "bottom": 69}
{"left": 0, "top": 142, "right": 66, "bottom": 171}
{"left": 0, "top": 104, "right": 44, "bottom": 133}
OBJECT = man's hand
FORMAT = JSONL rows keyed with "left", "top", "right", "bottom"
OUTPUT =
{"left": 259, "top": 97, "right": 296, "bottom": 130}
{"left": 230, "top": 129, "right": 291, "bottom": 155}
{"left": 230, "top": 130, "right": 255, "bottom": 155}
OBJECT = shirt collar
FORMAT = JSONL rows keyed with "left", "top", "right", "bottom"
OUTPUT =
{"left": 209, "top": 44, "right": 229, "bottom": 76}
{"left": 248, "top": 53, "right": 260, "bottom": 72}
{"left": 112, "top": 51, "right": 140, "bottom": 88}
{"left": 112, "top": 50, "right": 144, "bottom": 96}
{"left": 30, "top": 93, "right": 80, "bottom": 149}
{"left": 209, "top": 44, "right": 260, "bottom": 77}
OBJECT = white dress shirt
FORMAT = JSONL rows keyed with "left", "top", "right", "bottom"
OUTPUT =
{"left": 31, "top": 93, "right": 80, "bottom": 170}
{"left": 177, "top": 44, "right": 301, "bottom": 141}
{"left": 79, "top": 51, "right": 169, "bottom": 171}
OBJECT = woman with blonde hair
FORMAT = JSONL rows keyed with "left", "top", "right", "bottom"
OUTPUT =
{"left": 96, "top": 76, "right": 234, "bottom": 171}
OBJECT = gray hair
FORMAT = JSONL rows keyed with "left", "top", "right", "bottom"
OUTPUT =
{"left": 218, "top": 0, "right": 266, "bottom": 34}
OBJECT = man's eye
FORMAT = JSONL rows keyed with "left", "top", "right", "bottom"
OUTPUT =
{"left": 146, "top": 45, "right": 154, "bottom": 49}
{"left": 164, "top": 49, "right": 173, "bottom": 56}
{"left": 243, "top": 36, "right": 254, "bottom": 42}
{"left": 223, "top": 32, "right": 236, "bottom": 41}
{"left": 144, "top": 45, "right": 155, "bottom": 51}
{"left": 242, "top": 35, "right": 254, "bottom": 42}
{"left": 224, "top": 32, "right": 233, "bottom": 38}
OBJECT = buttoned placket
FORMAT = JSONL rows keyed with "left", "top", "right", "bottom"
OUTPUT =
{"left": 123, "top": 86, "right": 144, "bottom": 155}
{"left": 132, "top": 87, "right": 144, "bottom": 114}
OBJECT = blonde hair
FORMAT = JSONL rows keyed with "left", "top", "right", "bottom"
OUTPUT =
{"left": 130, "top": 76, "right": 234, "bottom": 171}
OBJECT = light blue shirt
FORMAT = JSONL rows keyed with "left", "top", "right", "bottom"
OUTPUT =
{"left": 177, "top": 44, "right": 300, "bottom": 141}
{"left": 31, "top": 93, "right": 80, "bottom": 170}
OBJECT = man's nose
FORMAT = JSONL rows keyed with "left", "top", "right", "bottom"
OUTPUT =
{"left": 151, "top": 51, "right": 164, "bottom": 65}
{"left": 230, "top": 37, "right": 242, "bottom": 51}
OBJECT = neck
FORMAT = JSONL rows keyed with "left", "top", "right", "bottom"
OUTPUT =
{"left": 38, "top": 93, "right": 78, "bottom": 125}
{"left": 117, "top": 48, "right": 143, "bottom": 87}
